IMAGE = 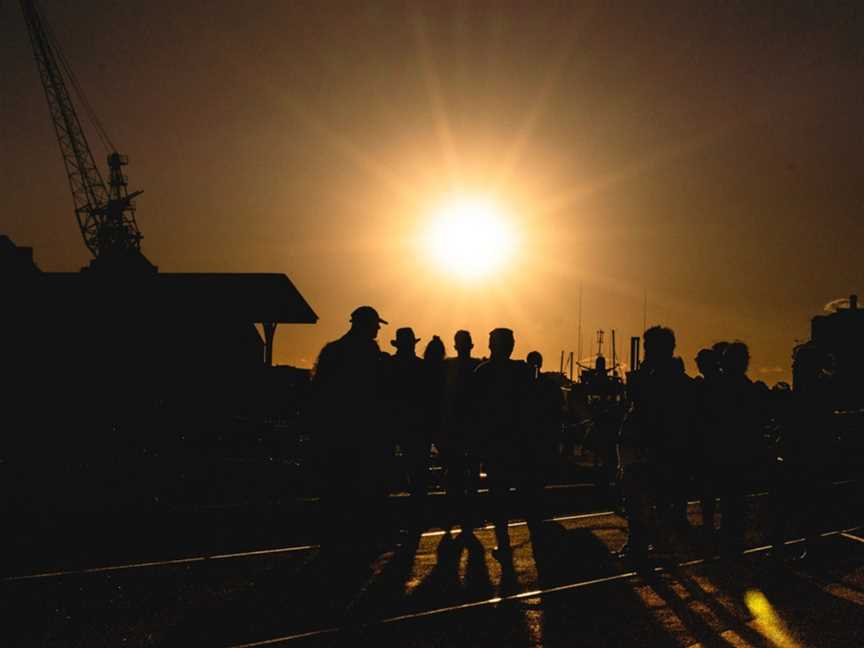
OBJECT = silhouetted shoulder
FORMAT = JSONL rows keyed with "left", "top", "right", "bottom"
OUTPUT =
{"left": 311, "top": 338, "right": 343, "bottom": 379}
{"left": 445, "top": 356, "right": 480, "bottom": 369}
{"left": 473, "top": 358, "right": 531, "bottom": 383}
{"left": 313, "top": 334, "right": 381, "bottom": 382}
{"left": 317, "top": 338, "right": 340, "bottom": 357}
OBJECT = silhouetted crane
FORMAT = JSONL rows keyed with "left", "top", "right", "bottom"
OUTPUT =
{"left": 20, "top": 0, "right": 153, "bottom": 271}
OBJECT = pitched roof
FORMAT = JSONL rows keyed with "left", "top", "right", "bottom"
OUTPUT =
{"left": 156, "top": 273, "right": 318, "bottom": 324}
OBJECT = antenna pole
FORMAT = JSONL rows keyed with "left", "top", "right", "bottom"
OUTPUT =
{"left": 577, "top": 283, "right": 583, "bottom": 371}
{"left": 642, "top": 289, "right": 647, "bottom": 333}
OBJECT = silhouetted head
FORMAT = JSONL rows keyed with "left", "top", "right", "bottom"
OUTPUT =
{"left": 391, "top": 327, "right": 420, "bottom": 354}
{"left": 424, "top": 335, "right": 446, "bottom": 363}
{"left": 711, "top": 340, "right": 730, "bottom": 356}
{"left": 527, "top": 350, "right": 543, "bottom": 379}
{"left": 643, "top": 326, "right": 675, "bottom": 362}
{"left": 595, "top": 355, "right": 607, "bottom": 374}
{"left": 488, "top": 328, "right": 515, "bottom": 360}
{"left": 349, "top": 305, "right": 388, "bottom": 340}
{"left": 721, "top": 341, "right": 749, "bottom": 377}
{"left": 695, "top": 348, "right": 719, "bottom": 378}
{"left": 454, "top": 330, "right": 474, "bottom": 358}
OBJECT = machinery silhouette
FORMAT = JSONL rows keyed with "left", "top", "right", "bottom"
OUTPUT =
{"left": 20, "top": 0, "right": 154, "bottom": 272}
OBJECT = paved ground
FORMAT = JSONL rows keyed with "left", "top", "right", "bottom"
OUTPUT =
{"left": 2, "top": 488, "right": 862, "bottom": 647}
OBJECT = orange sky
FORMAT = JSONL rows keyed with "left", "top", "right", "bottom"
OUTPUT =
{"left": 2, "top": 1, "right": 863, "bottom": 383}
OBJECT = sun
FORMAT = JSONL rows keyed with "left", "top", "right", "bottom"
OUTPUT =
{"left": 423, "top": 195, "right": 518, "bottom": 280}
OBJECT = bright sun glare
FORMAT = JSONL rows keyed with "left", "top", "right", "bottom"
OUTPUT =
{"left": 424, "top": 196, "right": 517, "bottom": 280}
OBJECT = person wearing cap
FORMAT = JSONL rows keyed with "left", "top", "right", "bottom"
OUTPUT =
{"left": 385, "top": 326, "right": 430, "bottom": 533}
{"left": 472, "top": 327, "right": 532, "bottom": 564}
{"left": 311, "top": 305, "right": 390, "bottom": 547}
{"left": 440, "top": 330, "right": 482, "bottom": 534}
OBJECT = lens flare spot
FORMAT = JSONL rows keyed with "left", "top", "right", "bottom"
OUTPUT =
{"left": 745, "top": 588, "right": 801, "bottom": 648}
{"left": 423, "top": 196, "right": 517, "bottom": 280}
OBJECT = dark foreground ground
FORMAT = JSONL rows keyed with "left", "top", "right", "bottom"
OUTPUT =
{"left": 2, "top": 481, "right": 862, "bottom": 647}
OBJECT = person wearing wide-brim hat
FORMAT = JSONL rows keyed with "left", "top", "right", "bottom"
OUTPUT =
{"left": 390, "top": 327, "right": 421, "bottom": 351}
{"left": 387, "top": 325, "right": 429, "bottom": 534}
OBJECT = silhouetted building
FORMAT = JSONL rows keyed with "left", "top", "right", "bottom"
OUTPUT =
{"left": 793, "top": 294, "right": 864, "bottom": 410}
{"left": 1, "top": 235, "right": 317, "bottom": 511}
{"left": 0, "top": 235, "right": 39, "bottom": 275}
{"left": 3, "top": 249, "right": 316, "bottom": 411}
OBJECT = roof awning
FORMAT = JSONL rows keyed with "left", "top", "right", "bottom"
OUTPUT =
{"left": 157, "top": 273, "right": 318, "bottom": 324}
{"left": 19, "top": 271, "right": 318, "bottom": 325}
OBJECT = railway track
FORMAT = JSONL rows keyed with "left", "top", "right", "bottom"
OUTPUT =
{"left": 4, "top": 478, "right": 857, "bottom": 582}
{"left": 226, "top": 525, "right": 864, "bottom": 648}
{"left": 1, "top": 510, "right": 614, "bottom": 582}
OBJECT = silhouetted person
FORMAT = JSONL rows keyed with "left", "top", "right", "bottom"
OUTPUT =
{"left": 693, "top": 346, "right": 724, "bottom": 553}
{"left": 711, "top": 340, "right": 730, "bottom": 363}
{"left": 441, "top": 330, "right": 481, "bottom": 533}
{"left": 584, "top": 358, "right": 626, "bottom": 492}
{"left": 526, "top": 351, "right": 543, "bottom": 378}
{"left": 695, "top": 349, "right": 720, "bottom": 382}
{"left": 424, "top": 336, "right": 445, "bottom": 360}
{"left": 388, "top": 327, "right": 430, "bottom": 532}
{"left": 422, "top": 335, "right": 447, "bottom": 494}
{"left": 472, "top": 328, "right": 531, "bottom": 562}
{"left": 705, "top": 341, "right": 770, "bottom": 555}
{"left": 311, "top": 305, "right": 390, "bottom": 548}
{"left": 522, "top": 351, "right": 562, "bottom": 525}
{"left": 769, "top": 352, "right": 833, "bottom": 560}
{"left": 617, "top": 326, "right": 692, "bottom": 562}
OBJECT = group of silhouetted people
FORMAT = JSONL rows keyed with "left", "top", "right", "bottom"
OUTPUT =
{"left": 618, "top": 326, "right": 835, "bottom": 563}
{"left": 310, "top": 305, "right": 561, "bottom": 561}
{"left": 311, "top": 307, "right": 839, "bottom": 564}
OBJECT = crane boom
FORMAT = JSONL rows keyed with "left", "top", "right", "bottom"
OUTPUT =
{"left": 20, "top": 0, "right": 144, "bottom": 261}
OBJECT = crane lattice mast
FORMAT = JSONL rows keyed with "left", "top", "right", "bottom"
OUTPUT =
{"left": 20, "top": 0, "right": 144, "bottom": 261}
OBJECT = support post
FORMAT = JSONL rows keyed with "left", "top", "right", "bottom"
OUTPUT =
{"left": 629, "top": 336, "right": 641, "bottom": 373}
{"left": 263, "top": 322, "right": 277, "bottom": 367}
